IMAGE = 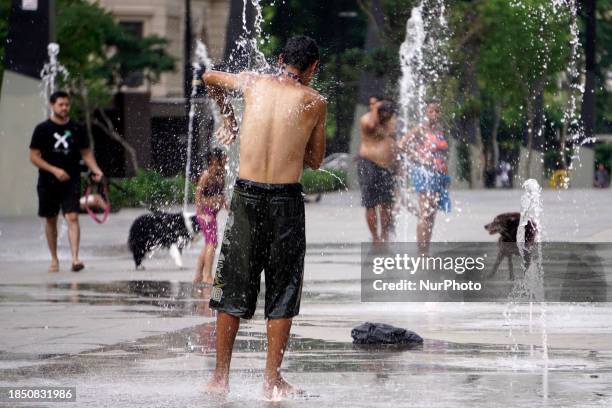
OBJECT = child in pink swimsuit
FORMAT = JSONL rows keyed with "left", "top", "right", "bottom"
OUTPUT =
{"left": 193, "top": 148, "right": 227, "bottom": 286}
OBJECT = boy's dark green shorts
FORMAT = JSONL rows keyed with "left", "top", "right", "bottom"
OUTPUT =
{"left": 209, "top": 178, "right": 305, "bottom": 319}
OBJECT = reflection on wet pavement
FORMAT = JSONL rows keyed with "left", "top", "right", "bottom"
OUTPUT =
{"left": 1, "top": 280, "right": 611, "bottom": 407}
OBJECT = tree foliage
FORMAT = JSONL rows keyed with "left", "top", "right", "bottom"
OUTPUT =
{"left": 593, "top": 0, "right": 611, "bottom": 132}
{"left": 56, "top": 0, "right": 175, "bottom": 173}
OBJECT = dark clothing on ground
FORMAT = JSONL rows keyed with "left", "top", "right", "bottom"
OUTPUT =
{"left": 30, "top": 119, "right": 88, "bottom": 217}
{"left": 209, "top": 178, "right": 306, "bottom": 319}
{"left": 357, "top": 157, "right": 395, "bottom": 208}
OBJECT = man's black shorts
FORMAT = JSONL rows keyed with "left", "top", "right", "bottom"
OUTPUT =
{"left": 209, "top": 179, "right": 305, "bottom": 320}
{"left": 357, "top": 158, "right": 395, "bottom": 208}
{"left": 37, "top": 178, "right": 81, "bottom": 218}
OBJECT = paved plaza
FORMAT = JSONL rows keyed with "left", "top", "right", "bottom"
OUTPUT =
{"left": 1, "top": 188, "right": 611, "bottom": 407}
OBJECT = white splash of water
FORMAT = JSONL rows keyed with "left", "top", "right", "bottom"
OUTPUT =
{"left": 506, "top": 179, "right": 548, "bottom": 383}
{"left": 232, "top": 0, "right": 270, "bottom": 72}
{"left": 518, "top": 178, "right": 548, "bottom": 400}
{"left": 517, "top": 179, "right": 543, "bottom": 250}
{"left": 557, "top": 1, "right": 585, "bottom": 178}
{"left": 183, "top": 40, "right": 223, "bottom": 211}
{"left": 250, "top": 0, "right": 269, "bottom": 70}
{"left": 398, "top": 5, "right": 426, "bottom": 134}
{"left": 195, "top": 40, "right": 221, "bottom": 127}
{"left": 221, "top": 0, "right": 272, "bottom": 201}
{"left": 316, "top": 168, "right": 348, "bottom": 191}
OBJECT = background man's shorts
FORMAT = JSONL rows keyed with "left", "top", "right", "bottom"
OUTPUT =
{"left": 357, "top": 158, "right": 395, "bottom": 208}
{"left": 37, "top": 178, "right": 81, "bottom": 218}
{"left": 209, "top": 179, "right": 305, "bottom": 320}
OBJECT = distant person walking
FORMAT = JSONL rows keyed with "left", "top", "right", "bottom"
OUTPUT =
{"left": 29, "top": 91, "right": 104, "bottom": 272}
{"left": 594, "top": 163, "right": 609, "bottom": 188}
{"left": 399, "top": 102, "right": 450, "bottom": 253}
{"left": 497, "top": 161, "right": 513, "bottom": 188}
{"left": 357, "top": 96, "right": 398, "bottom": 242}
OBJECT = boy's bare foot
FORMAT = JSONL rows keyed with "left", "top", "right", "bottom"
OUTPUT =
{"left": 49, "top": 260, "right": 59, "bottom": 273}
{"left": 263, "top": 376, "right": 303, "bottom": 400}
{"left": 203, "top": 376, "right": 229, "bottom": 395}
{"left": 71, "top": 261, "right": 85, "bottom": 272}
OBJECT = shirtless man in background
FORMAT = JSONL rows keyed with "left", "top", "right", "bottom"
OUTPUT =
{"left": 202, "top": 36, "right": 326, "bottom": 398}
{"left": 357, "top": 96, "right": 397, "bottom": 242}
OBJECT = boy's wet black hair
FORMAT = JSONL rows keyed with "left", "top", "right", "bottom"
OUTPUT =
{"left": 281, "top": 36, "right": 320, "bottom": 72}
{"left": 206, "top": 148, "right": 226, "bottom": 166}
{"left": 49, "top": 91, "right": 70, "bottom": 104}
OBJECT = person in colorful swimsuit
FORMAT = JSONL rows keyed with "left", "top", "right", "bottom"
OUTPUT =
{"left": 193, "top": 148, "right": 227, "bottom": 286}
{"left": 399, "top": 102, "right": 451, "bottom": 253}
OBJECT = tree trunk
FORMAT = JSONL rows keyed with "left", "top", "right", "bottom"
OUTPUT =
{"left": 522, "top": 80, "right": 544, "bottom": 181}
{"left": 491, "top": 103, "right": 501, "bottom": 167}
{"left": 470, "top": 114, "right": 484, "bottom": 189}
{"left": 356, "top": 0, "right": 387, "bottom": 104}
{"left": 559, "top": 124, "right": 567, "bottom": 171}
{"left": 523, "top": 96, "right": 534, "bottom": 180}
{"left": 79, "top": 79, "right": 95, "bottom": 150}
{"left": 581, "top": 0, "right": 596, "bottom": 140}
{"left": 92, "top": 108, "right": 140, "bottom": 176}
{"left": 465, "top": 45, "right": 483, "bottom": 188}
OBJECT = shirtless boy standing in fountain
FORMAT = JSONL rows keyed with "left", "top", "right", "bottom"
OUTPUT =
{"left": 357, "top": 96, "right": 398, "bottom": 242}
{"left": 202, "top": 36, "right": 326, "bottom": 398}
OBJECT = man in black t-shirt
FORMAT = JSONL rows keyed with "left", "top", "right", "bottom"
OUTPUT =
{"left": 29, "top": 91, "right": 104, "bottom": 272}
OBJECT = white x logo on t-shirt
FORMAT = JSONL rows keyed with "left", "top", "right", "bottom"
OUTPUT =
{"left": 53, "top": 132, "right": 69, "bottom": 149}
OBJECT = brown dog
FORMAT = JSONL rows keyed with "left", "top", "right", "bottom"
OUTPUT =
{"left": 484, "top": 212, "right": 536, "bottom": 279}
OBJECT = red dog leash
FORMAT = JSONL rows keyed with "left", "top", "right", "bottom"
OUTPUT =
{"left": 83, "top": 176, "right": 111, "bottom": 224}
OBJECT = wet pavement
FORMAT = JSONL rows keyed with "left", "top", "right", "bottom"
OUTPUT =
{"left": 1, "top": 189, "right": 612, "bottom": 407}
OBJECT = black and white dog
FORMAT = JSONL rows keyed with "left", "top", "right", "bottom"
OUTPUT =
{"left": 128, "top": 212, "right": 201, "bottom": 269}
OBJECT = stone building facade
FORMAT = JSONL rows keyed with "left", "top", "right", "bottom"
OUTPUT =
{"left": 94, "top": 0, "right": 230, "bottom": 98}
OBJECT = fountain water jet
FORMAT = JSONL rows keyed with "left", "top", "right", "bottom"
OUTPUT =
{"left": 218, "top": 0, "right": 272, "bottom": 202}
{"left": 183, "top": 40, "right": 219, "bottom": 212}
{"left": 504, "top": 179, "right": 548, "bottom": 398}
{"left": 40, "top": 43, "right": 69, "bottom": 115}
{"left": 395, "top": 0, "right": 450, "bottom": 241}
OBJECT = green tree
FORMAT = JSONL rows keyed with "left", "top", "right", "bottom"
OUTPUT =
{"left": 56, "top": 0, "right": 174, "bottom": 174}
{"left": 478, "top": 0, "right": 570, "bottom": 179}
{"left": 593, "top": 0, "right": 611, "bottom": 134}
{"left": 366, "top": 0, "right": 575, "bottom": 185}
